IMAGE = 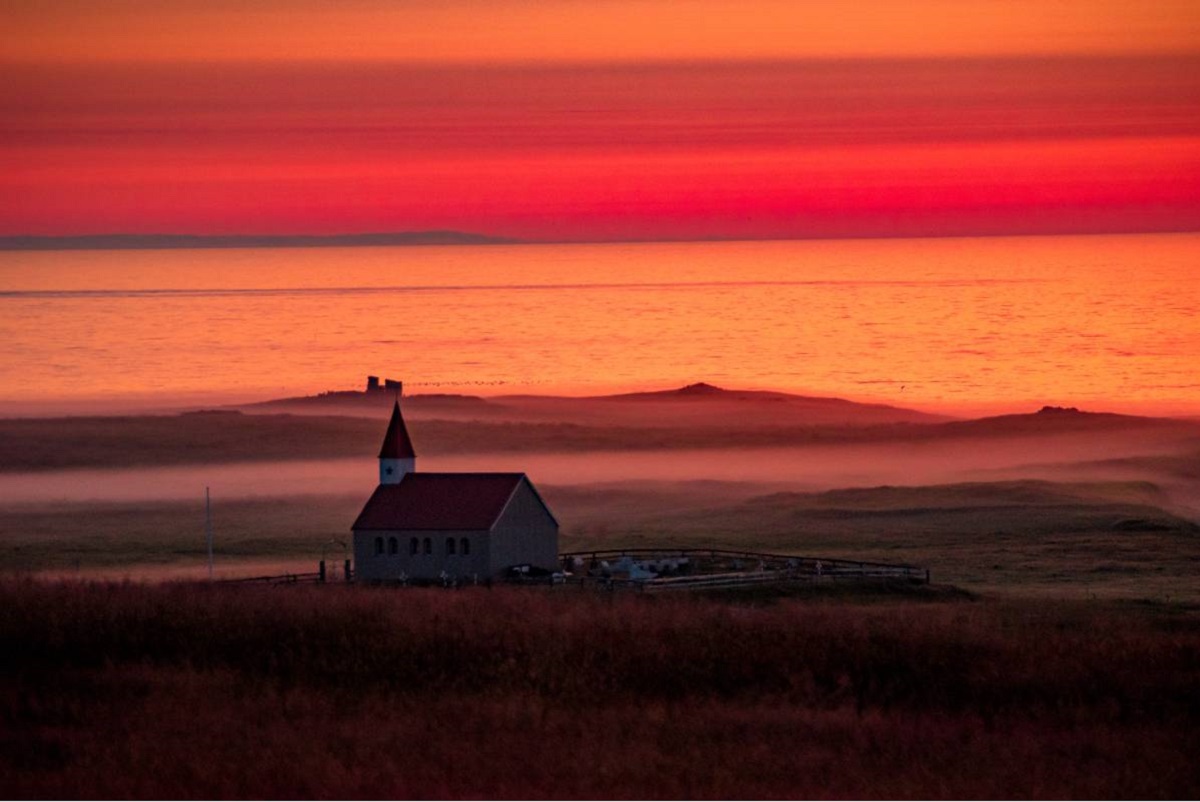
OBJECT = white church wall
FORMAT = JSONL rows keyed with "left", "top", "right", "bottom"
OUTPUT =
{"left": 353, "top": 528, "right": 488, "bottom": 582}
{"left": 487, "top": 480, "right": 559, "bottom": 574}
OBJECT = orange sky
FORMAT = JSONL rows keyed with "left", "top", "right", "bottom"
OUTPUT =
{"left": 2, "top": 1, "right": 1198, "bottom": 240}
{"left": 5, "top": 0, "right": 1200, "bottom": 62}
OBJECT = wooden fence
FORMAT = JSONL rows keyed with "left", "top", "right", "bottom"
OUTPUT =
{"left": 499, "top": 547, "right": 930, "bottom": 592}
{"left": 560, "top": 547, "right": 928, "bottom": 586}
{"left": 216, "top": 549, "right": 927, "bottom": 591}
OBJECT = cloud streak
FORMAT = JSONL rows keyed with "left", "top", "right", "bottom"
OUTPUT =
{"left": 3, "top": 57, "right": 1197, "bottom": 239}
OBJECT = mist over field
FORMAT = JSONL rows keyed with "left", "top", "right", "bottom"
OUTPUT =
{"left": 0, "top": 387, "right": 1196, "bottom": 605}
{"left": 3, "top": 386, "right": 1197, "bottom": 507}
{"left": 2, "top": 425, "right": 1197, "bottom": 507}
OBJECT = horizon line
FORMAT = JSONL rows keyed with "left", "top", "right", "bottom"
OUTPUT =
{"left": 8, "top": 51, "right": 1200, "bottom": 68}
{"left": 3, "top": 228, "right": 1198, "bottom": 252}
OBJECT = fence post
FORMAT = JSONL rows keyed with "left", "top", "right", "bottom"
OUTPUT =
{"left": 925, "top": 569, "right": 931, "bottom": 585}
{"left": 344, "top": 559, "right": 352, "bottom": 584}
{"left": 318, "top": 560, "right": 326, "bottom": 583}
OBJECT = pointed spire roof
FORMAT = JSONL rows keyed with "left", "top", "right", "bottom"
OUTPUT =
{"left": 378, "top": 400, "right": 416, "bottom": 459}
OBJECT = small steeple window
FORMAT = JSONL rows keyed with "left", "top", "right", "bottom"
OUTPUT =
{"left": 423, "top": 537, "right": 432, "bottom": 555}
{"left": 388, "top": 537, "right": 398, "bottom": 555}
{"left": 373, "top": 537, "right": 384, "bottom": 556}
{"left": 446, "top": 537, "right": 456, "bottom": 555}
{"left": 409, "top": 537, "right": 419, "bottom": 555}
{"left": 460, "top": 538, "right": 470, "bottom": 556}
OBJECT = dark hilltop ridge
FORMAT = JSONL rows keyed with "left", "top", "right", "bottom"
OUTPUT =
{"left": 937, "top": 404, "right": 1194, "bottom": 437}
{"left": 239, "top": 381, "right": 1200, "bottom": 434}
{"left": 0, "top": 230, "right": 517, "bottom": 251}
{"left": 242, "top": 381, "right": 953, "bottom": 427}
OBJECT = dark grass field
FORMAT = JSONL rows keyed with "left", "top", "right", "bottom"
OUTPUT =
{"left": 3, "top": 581, "right": 1198, "bottom": 798}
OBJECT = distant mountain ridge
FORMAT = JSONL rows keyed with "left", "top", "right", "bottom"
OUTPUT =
{"left": 592, "top": 382, "right": 904, "bottom": 406}
{"left": 236, "top": 382, "right": 1200, "bottom": 440}
{"left": 938, "top": 405, "right": 1182, "bottom": 437}
{"left": 0, "top": 231, "right": 517, "bottom": 251}
{"left": 240, "top": 381, "right": 950, "bottom": 426}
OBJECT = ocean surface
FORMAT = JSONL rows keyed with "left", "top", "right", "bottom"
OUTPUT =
{"left": 1, "top": 233, "right": 1198, "bottom": 416}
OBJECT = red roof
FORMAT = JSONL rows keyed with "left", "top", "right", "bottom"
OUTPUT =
{"left": 378, "top": 400, "right": 416, "bottom": 459}
{"left": 352, "top": 473, "right": 542, "bottom": 531}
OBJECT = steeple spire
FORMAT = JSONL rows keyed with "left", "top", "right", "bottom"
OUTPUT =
{"left": 378, "top": 399, "right": 416, "bottom": 484}
{"left": 379, "top": 400, "right": 416, "bottom": 459}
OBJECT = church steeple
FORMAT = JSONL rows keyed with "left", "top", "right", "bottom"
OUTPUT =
{"left": 378, "top": 399, "right": 416, "bottom": 484}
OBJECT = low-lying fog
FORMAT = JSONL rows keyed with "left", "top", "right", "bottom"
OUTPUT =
{"left": 3, "top": 436, "right": 1196, "bottom": 513}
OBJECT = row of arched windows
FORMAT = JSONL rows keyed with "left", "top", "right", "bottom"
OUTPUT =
{"left": 373, "top": 536, "right": 471, "bottom": 557}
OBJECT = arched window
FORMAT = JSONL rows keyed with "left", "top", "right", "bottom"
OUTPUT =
{"left": 423, "top": 537, "right": 432, "bottom": 555}
{"left": 460, "top": 538, "right": 470, "bottom": 556}
{"left": 388, "top": 537, "right": 398, "bottom": 555}
{"left": 446, "top": 537, "right": 456, "bottom": 555}
{"left": 373, "top": 537, "right": 383, "bottom": 556}
{"left": 409, "top": 537, "right": 419, "bottom": 556}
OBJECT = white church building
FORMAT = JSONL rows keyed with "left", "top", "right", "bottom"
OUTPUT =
{"left": 351, "top": 399, "right": 559, "bottom": 582}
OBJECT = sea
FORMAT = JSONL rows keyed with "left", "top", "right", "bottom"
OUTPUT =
{"left": 1, "top": 233, "right": 1198, "bottom": 417}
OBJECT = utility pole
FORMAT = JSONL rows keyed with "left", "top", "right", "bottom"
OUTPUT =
{"left": 205, "top": 486, "right": 214, "bottom": 581}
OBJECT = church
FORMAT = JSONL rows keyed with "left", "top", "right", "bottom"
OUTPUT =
{"left": 351, "top": 399, "right": 559, "bottom": 582}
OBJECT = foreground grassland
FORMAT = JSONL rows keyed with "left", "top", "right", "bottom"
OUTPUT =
{"left": 4, "top": 480, "right": 1197, "bottom": 601}
{"left": 2, "top": 581, "right": 1198, "bottom": 798}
